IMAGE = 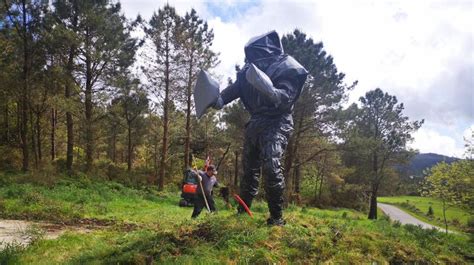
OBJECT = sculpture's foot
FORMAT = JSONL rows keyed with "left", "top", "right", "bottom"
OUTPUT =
{"left": 266, "top": 217, "right": 286, "bottom": 226}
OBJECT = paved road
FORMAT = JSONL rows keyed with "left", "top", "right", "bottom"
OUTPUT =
{"left": 0, "top": 220, "right": 32, "bottom": 249}
{"left": 378, "top": 203, "right": 448, "bottom": 232}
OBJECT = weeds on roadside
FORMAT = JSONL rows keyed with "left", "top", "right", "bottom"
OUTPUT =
{"left": 0, "top": 242, "right": 24, "bottom": 265}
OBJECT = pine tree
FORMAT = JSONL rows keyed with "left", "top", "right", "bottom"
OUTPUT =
{"left": 349, "top": 88, "right": 423, "bottom": 219}
{"left": 281, "top": 30, "right": 356, "bottom": 198}
{"left": 54, "top": 0, "right": 138, "bottom": 172}
{"left": 176, "top": 8, "right": 219, "bottom": 169}
{"left": 143, "top": 4, "right": 180, "bottom": 189}
{"left": 112, "top": 76, "right": 148, "bottom": 171}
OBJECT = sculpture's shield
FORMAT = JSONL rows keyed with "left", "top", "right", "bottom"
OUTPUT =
{"left": 194, "top": 70, "right": 220, "bottom": 118}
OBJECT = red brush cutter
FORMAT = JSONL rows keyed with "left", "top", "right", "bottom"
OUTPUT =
{"left": 233, "top": 194, "right": 253, "bottom": 217}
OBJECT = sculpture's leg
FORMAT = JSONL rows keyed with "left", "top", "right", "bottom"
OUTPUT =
{"left": 261, "top": 130, "right": 287, "bottom": 224}
{"left": 239, "top": 134, "right": 261, "bottom": 211}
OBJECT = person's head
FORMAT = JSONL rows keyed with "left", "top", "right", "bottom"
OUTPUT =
{"left": 206, "top": 165, "right": 217, "bottom": 176}
{"left": 244, "top": 30, "right": 283, "bottom": 63}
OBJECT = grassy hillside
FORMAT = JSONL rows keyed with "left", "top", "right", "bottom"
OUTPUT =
{"left": 378, "top": 196, "right": 472, "bottom": 232}
{"left": 1, "top": 174, "right": 473, "bottom": 264}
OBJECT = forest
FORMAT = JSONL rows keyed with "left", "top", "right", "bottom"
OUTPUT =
{"left": 0, "top": 1, "right": 473, "bottom": 263}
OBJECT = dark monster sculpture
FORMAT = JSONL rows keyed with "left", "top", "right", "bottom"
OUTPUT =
{"left": 213, "top": 31, "right": 308, "bottom": 225}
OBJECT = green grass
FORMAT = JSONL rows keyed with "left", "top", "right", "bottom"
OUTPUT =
{"left": 0, "top": 174, "right": 473, "bottom": 264}
{"left": 378, "top": 196, "right": 472, "bottom": 232}
{"left": 0, "top": 177, "right": 188, "bottom": 225}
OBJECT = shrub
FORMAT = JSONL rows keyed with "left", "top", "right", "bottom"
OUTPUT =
{"left": 328, "top": 184, "right": 367, "bottom": 211}
{"left": 22, "top": 224, "right": 45, "bottom": 245}
{"left": 0, "top": 242, "right": 24, "bottom": 264}
{"left": 451, "top": 218, "right": 460, "bottom": 226}
{"left": 0, "top": 198, "right": 5, "bottom": 212}
{"left": 392, "top": 220, "right": 401, "bottom": 228}
{"left": 22, "top": 191, "right": 44, "bottom": 205}
{"left": 0, "top": 146, "right": 21, "bottom": 171}
{"left": 427, "top": 206, "right": 434, "bottom": 216}
{"left": 467, "top": 216, "right": 474, "bottom": 230}
{"left": 4, "top": 184, "right": 26, "bottom": 199}
{"left": 467, "top": 216, "right": 474, "bottom": 239}
{"left": 52, "top": 157, "right": 67, "bottom": 173}
{"left": 29, "top": 164, "right": 60, "bottom": 186}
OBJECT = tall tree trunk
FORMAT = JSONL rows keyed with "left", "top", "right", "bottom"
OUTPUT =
{"left": 20, "top": 0, "right": 29, "bottom": 172}
{"left": 65, "top": 66, "right": 75, "bottom": 168}
{"left": 368, "top": 150, "right": 379, "bottom": 219}
{"left": 158, "top": 29, "right": 171, "bottom": 190}
{"left": 318, "top": 173, "right": 324, "bottom": 200}
{"left": 65, "top": 2, "right": 78, "bottom": 174}
{"left": 111, "top": 126, "right": 117, "bottom": 163}
{"left": 127, "top": 123, "right": 132, "bottom": 171}
{"left": 294, "top": 157, "right": 301, "bottom": 194}
{"left": 17, "top": 101, "right": 21, "bottom": 143}
{"left": 234, "top": 150, "right": 239, "bottom": 188}
{"left": 36, "top": 111, "right": 42, "bottom": 161}
{"left": 442, "top": 198, "right": 448, "bottom": 234}
{"left": 368, "top": 186, "right": 378, "bottom": 219}
{"left": 30, "top": 110, "right": 37, "bottom": 168}
{"left": 184, "top": 52, "right": 194, "bottom": 169}
{"left": 84, "top": 27, "right": 93, "bottom": 172}
{"left": 154, "top": 135, "right": 158, "bottom": 182}
{"left": 51, "top": 108, "right": 56, "bottom": 160}
{"left": 314, "top": 174, "right": 320, "bottom": 201}
{"left": 4, "top": 101, "right": 9, "bottom": 143}
{"left": 284, "top": 110, "right": 304, "bottom": 197}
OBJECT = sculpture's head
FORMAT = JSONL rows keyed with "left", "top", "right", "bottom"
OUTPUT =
{"left": 244, "top": 31, "right": 283, "bottom": 63}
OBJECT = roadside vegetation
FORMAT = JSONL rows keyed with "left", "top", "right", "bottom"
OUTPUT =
{"left": 378, "top": 196, "right": 471, "bottom": 232}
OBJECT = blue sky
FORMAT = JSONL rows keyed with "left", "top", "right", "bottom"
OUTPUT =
{"left": 205, "top": 1, "right": 258, "bottom": 22}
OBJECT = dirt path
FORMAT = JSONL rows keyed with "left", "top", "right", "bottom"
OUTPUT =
{"left": 378, "top": 203, "right": 450, "bottom": 232}
{"left": 0, "top": 220, "right": 92, "bottom": 250}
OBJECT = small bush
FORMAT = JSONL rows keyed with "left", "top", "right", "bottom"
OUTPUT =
{"left": 0, "top": 146, "right": 21, "bottom": 171}
{"left": 4, "top": 185, "right": 26, "bottom": 199}
{"left": 467, "top": 216, "right": 474, "bottom": 229}
{"left": 22, "top": 191, "right": 44, "bottom": 205}
{"left": 0, "top": 198, "right": 5, "bottom": 212}
{"left": 0, "top": 242, "right": 24, "bottom": 264}
{"left": 380, "top": 214, "right": 390, "bottom": 222}
{"left": 52, "top": 157, "right": 67, "bottom": 173}
{"left": 392, "top": 220, "right": 401, "bottom": 228}
{"left": 427, "top": 206, "right": 434, "bottom": 216}
{"left": 29, "top": 164, "right": 60, "bottom": 186}
{"left": 22, "top": 224, "right": 45, "bottom": 245}
{"left": 451, "top": 218, "right": 460, "bottom": 226}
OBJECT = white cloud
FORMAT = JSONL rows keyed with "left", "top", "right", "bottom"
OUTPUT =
{"left": 409, "top": 127, "right": 465, "bottom": 158}
{"left": 464, "top": 125, "right": 474, "bottom": 139}
{"left": 119, "top": 0, "right": 209, "bottom": 19}
{"left": 119, "top": 0, "right": 473, "bottom": 157}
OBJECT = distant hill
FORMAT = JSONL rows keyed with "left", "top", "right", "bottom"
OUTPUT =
{"left": 399, "top": 153, "right": 460, "bottom": 177}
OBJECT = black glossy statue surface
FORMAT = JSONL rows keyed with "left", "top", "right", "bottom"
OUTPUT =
{"left": 216, "top": 31, "right": 308, "bottom": 225}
